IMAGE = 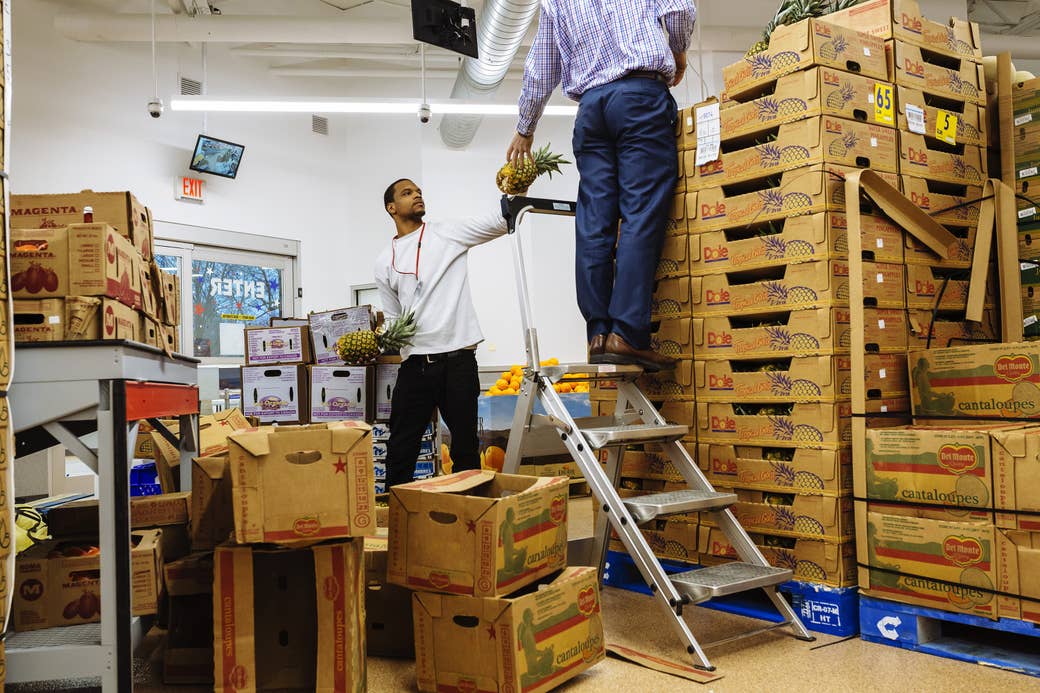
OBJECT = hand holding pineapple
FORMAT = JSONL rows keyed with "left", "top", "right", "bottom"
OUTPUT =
{"left": 336, "top": 311, "right": 417, "bottom": 365}
{"left": 497, "top": 142, "right": 571, "bottom": 196}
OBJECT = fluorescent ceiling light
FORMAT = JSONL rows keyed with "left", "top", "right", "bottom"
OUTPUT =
{"left": 169, "top": 96, "right": 578, "bottom": 116}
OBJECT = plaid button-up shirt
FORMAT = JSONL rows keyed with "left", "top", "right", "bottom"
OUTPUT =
{"left": 517, "top": 0, "right": 697, "bottom": 136}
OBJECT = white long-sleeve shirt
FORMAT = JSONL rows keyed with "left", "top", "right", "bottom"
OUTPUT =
{"left": 374, "top": 211, "right": 508, "bottom": 360}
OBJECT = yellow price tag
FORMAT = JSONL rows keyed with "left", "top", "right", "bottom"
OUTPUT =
{"left": 874, "top": 83, "right": 894, "bottom": 126}
{"left": 935, "top": 109, "right": 958, "bottom": 145}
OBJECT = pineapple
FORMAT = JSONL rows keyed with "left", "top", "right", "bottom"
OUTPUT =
{"left": 758, "top": 143, "right": 783, "bottom": 167}
{"left": 818, "top": 34, "right": 848, "bottom": 62}
{"left": 782, "top": 191, "right": 814, "bottom": 211}
{"left": 796, "top": 560, "right": 827, "bottom": 581}
{"left": 793, "top": 515, "right": 825, "bottom": 535}
{"left": 763, "top": 234, "right": 788, "bottom": 260}
{"left": 764, "top": 281, "right": 791, "bottom": 305}
{"left": 789, "top": 332, "right": 821, "bottom": 351}
{"left": 780, "top": 144, "right": 811, "bottom": 165}
{"left": 827, "top": 131, "right": 858, "bottom": 157}
{"left": 756, "top": 98, "right": 780, "bottom": 120}
{"left": 777, "top": 97, "right": 809, "bottom": 118}
{"left": 759, "top": 189, "right": 786, "bottom": 214}
{"left": 336, "top": 311, "right": 417, "bottom": 365}
{"left": 785, "top": 239, "right": 815, "bottom": 258}
{"left": 745, "top": 0, "right": 863, "bottom": 56}
{"left": 825, "top": 82, "right": 856, "bottom": 110}
{"left": 496, "top": 144, "right": 570, "bottom": 195}
{"left": 766, "top": 326, "right": 792, "bottom": 351}
{"left": 790, "top": 379, "right": 823, "bottom": 399}
{"left": 792, "top": 423, "right": 824, "bottom": 442}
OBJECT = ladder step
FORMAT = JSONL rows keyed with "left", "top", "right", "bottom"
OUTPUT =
{"left": 671, "top": 563, "right": 792, "bottom": 604}
{"left": 580, "top": 423, "right": 687, "bottom": 448}
{"left": 541, "top": 363, "right": 643, "bottom": 382}
{"left": 623, "top": 490, "right": 737, "bottom": 523}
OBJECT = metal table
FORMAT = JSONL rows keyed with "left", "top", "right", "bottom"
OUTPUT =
{"left": 6, "top": 341, "right": 200, "bottom": 691}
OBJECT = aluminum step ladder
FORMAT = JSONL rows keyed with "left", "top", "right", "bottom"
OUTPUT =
{"left": 499, "top": 195, "right": 814, "bottom": 671}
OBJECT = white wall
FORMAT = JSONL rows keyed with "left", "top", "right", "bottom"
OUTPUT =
{"left": 10, "top": 1, "right": 757, "bottom": 367}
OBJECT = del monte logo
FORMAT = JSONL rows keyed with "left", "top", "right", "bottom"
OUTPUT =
{"left": 942, "top": 535, "right": 983, "bottom": 567}
{"left": 578, "top": 586, "right": 598, "bottom": 616}
{"left": 938, "top": 445, "right": 978, "bottom": 473}
{"left": 994, "top": 354, "right": 1033, "bottom": 383}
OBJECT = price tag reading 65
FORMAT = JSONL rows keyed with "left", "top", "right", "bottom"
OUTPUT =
{"left": 874, "top": 84, "right": 894, "bottom": 126}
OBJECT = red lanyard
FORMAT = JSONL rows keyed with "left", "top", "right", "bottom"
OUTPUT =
{"left": 391, "top": 223, "right": 425, "bottom": 280}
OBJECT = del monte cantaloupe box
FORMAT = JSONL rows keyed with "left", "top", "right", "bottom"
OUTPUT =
{"left": 909, "top": 342, "right": 1040, "bottom": 419}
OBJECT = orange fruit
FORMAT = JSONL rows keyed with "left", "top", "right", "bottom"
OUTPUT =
{"left": 441, "top": 443, "right": 454, "bottom": 475}
{"left": 501, "top": 371, "right": 513, "bottom": 382}
{"left": 495, "top": 379, "right": 509, "bottom": 390}
{"left": 483, "top": 445, "right": 506, "bottom": 472}
{"left": 510, "top": 365, "right": 523, "bottom": 376}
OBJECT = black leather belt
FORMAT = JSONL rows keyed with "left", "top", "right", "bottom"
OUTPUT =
{"left": 411, "top": 349, "right": 471, "bottom": 364}
{"left": 621, "top": 70, "right": 668, "bottom": 84}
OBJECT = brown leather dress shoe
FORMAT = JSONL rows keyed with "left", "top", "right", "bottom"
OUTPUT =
{"left": 588, "top": 334, "right": 607, "bottom": 361}
{"left": 598, "top": 333, "right": 676, "bottom": 373}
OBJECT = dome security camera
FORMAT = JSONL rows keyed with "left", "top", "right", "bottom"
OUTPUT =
{"left": 148, "top": 98, "right": 164, "bottom": 119}
{"left": 418, "top": 103, "right": 431, "bottom": 124}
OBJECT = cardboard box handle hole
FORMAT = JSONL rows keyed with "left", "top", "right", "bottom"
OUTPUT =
{"left": 452, "top": 616, "right": 479, "bottom": 628}
{"left": 429, "top": 511, "right": 457, "bottom": 525}
{"left": 285, "top": 451, "right": 323, "bottom": 465}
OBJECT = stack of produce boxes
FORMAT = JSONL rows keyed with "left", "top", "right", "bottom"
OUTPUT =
{"left": 825, "top": 0, "right": 998, "bottom": 349}
{"left": 1011, "top": 77, "right": 1040, "bottom": 338}
{"left": 856, "top": 340, "right": 1040, "bottom": 625}
{"left": 387, "top": 470, "right": 605, "bottom": 693}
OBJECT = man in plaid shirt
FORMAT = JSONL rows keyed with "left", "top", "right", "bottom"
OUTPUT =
{"left": 508, "top": 0, "right": 697, "bottom": 372}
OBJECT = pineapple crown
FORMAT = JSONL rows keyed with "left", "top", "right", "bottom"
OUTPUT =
{"left": 377, "top": 311, "right": 417, "bottom": 351}
{"left": 752, "top": 0, "right": 866, "bottom": 51}
{"left": 530, "top": 143, "right": 570, "bottom": 178}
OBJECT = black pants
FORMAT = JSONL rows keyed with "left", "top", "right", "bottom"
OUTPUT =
{"left": 386, "top": 350, "right": 481, "bottom": 487}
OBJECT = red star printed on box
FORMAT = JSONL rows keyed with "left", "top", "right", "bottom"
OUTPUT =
{"left": 333, "top": 458, "right": 347, "bottom": 474}
{"left": 486, "top": 624, "right": 496, "bottom": 640}
{"left": 466, "top": 520, "right": 477, "bottom": 534}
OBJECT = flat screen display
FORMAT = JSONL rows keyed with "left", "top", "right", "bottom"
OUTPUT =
{"left": 190, "top": 135, "right": 245, "bottom": 179}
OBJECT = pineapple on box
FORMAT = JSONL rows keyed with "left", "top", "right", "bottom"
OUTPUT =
{"left": 889, "top": 41, "right": 985, "bottom": 106}
{"left": 693, "top": 355, "right": 853, "bottom": 403}
{"left": 698, "top": 525, "right": 857, "bottom": 587}
{"left": 688, "top": 212, "right": 905, "bottom": 275}
{"left": 495, "top": 144, "right": 570, "bottom": 195}
{"left": 650, "top": 318, "right": 695, "bottom": 360}
{"left": 701, "top": 443, "right": 852, "bottom": 496}
{"left": 896, "top": 87, "right": 988, "bottom": 148}
{"left": 726, "top": 18, "right": 888, "bottom": 99}
{"left": 687, "top": 116, "right": 899, "bottom": 191}
{"left": 731, "top": 490, "right": 855, "bottom": 541}
{"left": 651, "top": 275, "right": 693, "bottom": 321}
{"left": 667, "top": 192, "right": 690, "bottom": 236}
{"left": 655, "top": 233, "right": 692, "bottom": 280}
{"left": 900, "top": 176, "right": 983, "bottom": 226}
{"left": 743, "top": 0, "right": 877, "bottom": 57}
{"left": 898, "top": 133, "right": 986, "bottom": 186}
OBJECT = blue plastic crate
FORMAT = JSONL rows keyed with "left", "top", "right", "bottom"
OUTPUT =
{"left": 419, "top": 439, "right": 435, "bottom": 456}
{"left": 414, "top": 460, "right": 436, "bottom": 478}
{"left": 130, "top": 462, "right": 162, "bottom": 497}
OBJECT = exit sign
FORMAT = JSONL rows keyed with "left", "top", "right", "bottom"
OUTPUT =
{"left": 177, "top": 176, "right": 204, "bottom": 202}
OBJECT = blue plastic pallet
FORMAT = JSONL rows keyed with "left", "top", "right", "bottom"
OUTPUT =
{"left": 860, "top": 596, "right": 1040, "bottom": 678}
{"left": 603, "top": 550, "right": 859, "bottom": 637}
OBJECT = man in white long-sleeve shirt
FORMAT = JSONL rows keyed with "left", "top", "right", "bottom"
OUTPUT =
{"left": 374, "top": 178, "right": 507, "bottom": 487}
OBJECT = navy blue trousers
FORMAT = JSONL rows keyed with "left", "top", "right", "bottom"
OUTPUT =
{"left": 573, "top": 76, "right": 678, "bottom": 350}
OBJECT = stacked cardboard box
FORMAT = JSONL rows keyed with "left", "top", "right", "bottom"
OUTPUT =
{"left": 853, "top": 339, "right": 1040, "bottom": 624}
{"left": 388, "top": 470, "right": 605, "bottom": 693}
{"left": 371, "top": 418, "right": 438, "bottom": 494}
{"left": 1010, "top": 78, "right": 1040, "bottom": 337}
{"left": 9, "top": 191, "right": 183, "bottom": 353}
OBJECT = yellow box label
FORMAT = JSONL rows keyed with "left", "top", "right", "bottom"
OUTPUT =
{"left": 936, "top": 110, "right": 958, "bottom": 145}
{"left": 874, "top": 83, "right": 894, "bottom": 126}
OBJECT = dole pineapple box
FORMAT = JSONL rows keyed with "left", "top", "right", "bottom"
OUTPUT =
{"left": 651, "top": 275, "right": 693, "bottom": 321}
{"left": 413, "top": 567, "right": 605, "bottom": 693}
{"left": 687, "top": 212, "right": 905, "bottom": 276}
{"left": 701, "top": 68, "right": 895, "bottom": 146}
{"left": 226, "top": 422, "right": 376, "bottom": 544}
{"left": 691, "top": 306, "right": 909, "bottom": 360}
{"left": 723, "top": 18, "right": 888, "bottom": 100}
{"left": 655, "top": 232, "right": 692, "bottom": 279}
{"left": 698, "top": 525, "right": 857, "bottom": 587}
{"left": 888, "top": 41, "right": 985, "bottom": 105}
{"left": 692, "top": 355, "right": 853, "bottom": 404}
{"left": 700, "top": 443, "right": 852, "bottom": 497}
{"left": 904, "top": 263, "right": 997, "bottom": 312}
{"left": 650, "top": 318, "right": 695, "bottom": 360}
{"left": 899, "top": 176, "right": 983, "bottom": 226}
{"left": 908, "top": 341, "right": 1040, "bottom": 420}
{"left": 609, "top": 519, "right": 700, "bottom": 564}
{"left": 611, "top": 450, "right": 686, "bottom": 483}
{"left": 388, "top": 470, "right": 569, "bottom": 598}
{"left": 730, "top": 490, "right": 854, "bottom": 541}
{"left": 637, "top": 360, "right": 694, "bottom": 401}
{"left": 666, "top": 192, "right": 689, "bottom": 236}
{"left": 687, "top": 164, "right": 900, "bottom": 233}
{"left": 696, "top": 401, "right": 856, "bottom": 449}
{"left": 826, "top": 0, "right": 982, "bottom": 59}
{"left": 896, "top": 86, "right": 988, "bottom": 147}
{"left": 903, "top": 221, "right": 977, "bottom": 268}
{"left": 897, "top": 132, "right": 987, "bottom": 186}
{"left": 906, "top": 309, "right": 1000, "bottom": 352}
{"left": 686, "top": 116, "right": 899, "bottom": 191}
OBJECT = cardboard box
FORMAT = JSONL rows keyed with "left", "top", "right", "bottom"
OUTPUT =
{"left": 610, "top": 519, "right": 700, "bottom": 563}
{"left": 687, "top": 164, "right": 899, "bottom": 233}
{"left": 906, "top": 309, "right": 1000, "bottom": 351}
{"left": 67, "top": 223, "right": 142, "bottom": 309}
{"left": 375, "top": 359, "right": 401, "bottom": 421}
{"left": 897, "top": 87, "right": 988, "bottom": 147}
{"left": 364, "top": 536, "right": 414, "bottom": 658}
{"left": 139, "top": 260, "right": 159, "bottom": 320}
{"left": 227, "top": 422, "right": 376, "bottom": 544}
{"left": 689, "top": 212, "right": 905, "bottom": 276}
{"left": 904, "top": 264, "right": 996, "bottom": 311}
{"left": 909, "top": 341, "right": 1040, "bottom": 419}
{"left": 900, "top": 176, "right": 983, "bottom": 225}
{"left": 637, "top": 360, "right": 694, "bottom": 400}
{"left": 244, "top": 325, "right": 312, "bottom": 366}
{"left": 10, "top": 227, "right": 69, "bottom": 298}
{"left": 655, "top": 233, "right": 691, "bottom": 279}
{"left": 650, "top": 318, "right": 694, "bottom": 360}
{"left": 613, "top": 450, "right": 685, "bottom": 482}
{"left": 701, "top": 444, "right": 852, "bottom": 496}
{"left": 826, "top": 0, "right": 982, "bottom": 59}
{"left": 13, "top": 530, "right": 163, "bottom": 631}
{"left": 309, "top": 306, "right": 374, "bottom": 365}
{"left": 651, "top": 275, "right": 692, "bottom": 321}
{"left": 703, "top": 69, "right": 895, "bottom": 147}
{"left": 690, "top": 259, "right": 903, "bottom": 317}
{"left": 731, "top": 490, "right": 854, "bottom": 541}
{"left": 698, "top": 525, "right": 856, "bottom": 586}
{"left": 309, "top": 365, "right": 374, "bottom": 422}
{"left": 151, "top": 409, "right": 251, "bottom": 464}
{"left": 898, "top": 133, "right": 986, "bottom": 185}
{"left": 213, "top": 540, "right": 365, "bottom": 693}
{"left": 413, "top": 566, "right": 604, "bottom": 693}
{"left": 696, "top": 400, "right": 871, "bottom": 449}
{"left": 889, "top": 41, "right": 985, "bottom": 105}
{"left": 135, "top": 420, "right": 155, "bottom": 459}
{"left": 192, "top": 456, "right": 234, "bottom": 550}
{"left": 1013, "top": 76, "right": 1040, "bottom": 131}
{"left": 723, "top": 18, "right": 888, "bottom": 99}
{"left": 693, "top": 355, "right": 852, "bottom": 403}
{"left": 45, "top": 493, "right": 190, "bottom": 536}
{"left": 61, "top": 296, "right": 139, "bottom": 342}
{"left": 13, "top": 299, "right": 64, "bottom": 342}
{"left": 688, "top": 117, "right": 899, "bottom": 191}
{"left": 903, "top": 222, "right": 977, "bottom": 268}
{"left": 241, "top": 365, "right": 309, "bottom": 424}
{"left": 388, "top": 470, "right": 569, "bottom": 598}
{"left": 157, "top": 267, "right": 180, "bottom": 326}
{"left": 164, "top": 553, "right": 214, "bottom": 685}
{"left": 666, "top": 192, "right": 689, "bottom": 236}
{"left": 1018, "top": 221, "right": 1040, "bottom": 261}
{"left": 11, "top": 190, "right": 153, "bottom": 260}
